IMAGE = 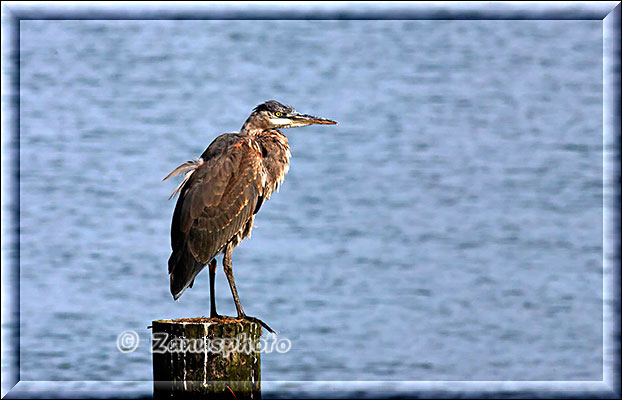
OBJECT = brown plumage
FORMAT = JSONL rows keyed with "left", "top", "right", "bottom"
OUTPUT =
{"left": 164, "top": 100, "right": 337, "bottom": 331}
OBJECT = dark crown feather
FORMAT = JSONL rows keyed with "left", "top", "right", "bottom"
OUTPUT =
{"left": 253, "top": 100, "right": 294, "bottom": 114}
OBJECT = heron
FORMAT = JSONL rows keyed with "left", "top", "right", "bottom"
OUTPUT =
{"left": 164, "top": 100, "right": 337, "bottom": 332}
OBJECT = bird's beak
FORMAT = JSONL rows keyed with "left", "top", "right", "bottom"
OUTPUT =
{"left": 289, "top": 112, "right": 338, "bottom": 126}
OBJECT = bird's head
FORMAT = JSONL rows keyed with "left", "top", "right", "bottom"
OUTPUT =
{"left": 242, "top": 100, "right": 338, "bottom": 132}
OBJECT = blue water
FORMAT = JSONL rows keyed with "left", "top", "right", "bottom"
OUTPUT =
{"left": 16, "top": 19, "right": 604, "bottom": 390}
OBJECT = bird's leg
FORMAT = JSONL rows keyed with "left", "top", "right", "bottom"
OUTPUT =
{"left": 208, "top": 259, "right": 222, "bottom": 319}
{"left": 222, "top": 245, "right": 245, "bottom": 317}
{"left": 222, "top": 244, "right": 275, "bottom": 333}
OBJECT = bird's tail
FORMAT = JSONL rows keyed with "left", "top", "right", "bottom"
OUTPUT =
{"left": 168, "top": 246, "right": 205, "bottom": 301}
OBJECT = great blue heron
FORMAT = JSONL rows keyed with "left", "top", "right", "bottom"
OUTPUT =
{"left": 164, "top": 100, "right": 337, "bottom": 332}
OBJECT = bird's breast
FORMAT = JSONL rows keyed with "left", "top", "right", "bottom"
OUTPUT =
{"left": 255, "top": 132, "right": 291, "bottom": 200}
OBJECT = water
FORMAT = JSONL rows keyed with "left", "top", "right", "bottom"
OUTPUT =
{"left": 16, "top": 20, "right": 604, "bottom": 390}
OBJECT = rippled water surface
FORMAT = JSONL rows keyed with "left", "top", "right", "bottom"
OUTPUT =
{"left": 17, "top": 20, "right": 604, "bottom": 388}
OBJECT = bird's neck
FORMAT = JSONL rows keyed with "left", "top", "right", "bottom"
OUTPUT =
{"left": 240, "top": 126, "right": 262, "bottom": 137}
{"left": 240, "top": 114, "right": 268, "bottom": 136}
{"left": 240, "top": 123, "right": 281, "bottom": 138}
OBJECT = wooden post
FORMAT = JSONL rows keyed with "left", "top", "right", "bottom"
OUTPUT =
{"left": 152, "top": 317, "right": 262, "bottom": 400}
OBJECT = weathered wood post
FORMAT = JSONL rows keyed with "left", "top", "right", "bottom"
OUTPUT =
{"left": 152, "top": 317, "right": 262, "bottom": 400}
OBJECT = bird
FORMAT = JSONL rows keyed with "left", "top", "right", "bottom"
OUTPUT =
{"left": 163, "top": 100, "right": 337, "bottom": 332}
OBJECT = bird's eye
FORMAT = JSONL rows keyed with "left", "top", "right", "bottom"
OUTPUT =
{"left": 275, "top": 112, "right": 282, "bottom": 117}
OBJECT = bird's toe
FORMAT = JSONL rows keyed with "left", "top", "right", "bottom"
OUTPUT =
{"left": 241, "top": 315, "right": 275, "bottom": 334}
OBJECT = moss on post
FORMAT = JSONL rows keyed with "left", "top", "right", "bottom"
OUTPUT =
{"left": 152, "top": 317, "right": 261, "bottom": 400}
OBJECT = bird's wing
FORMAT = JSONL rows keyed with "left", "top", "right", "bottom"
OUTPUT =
{"left": 169, "top": 134, "right": 265, "bottom": 266}
{"left": 163, "top": 158, "right": 205, "bottom": 200}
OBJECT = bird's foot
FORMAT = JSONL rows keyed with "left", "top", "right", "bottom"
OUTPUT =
{"left": 209, "top": 312, "right": 225, "bottom": 320}
{"left": 239, "top": 314, "right": 275, "bottom": 334}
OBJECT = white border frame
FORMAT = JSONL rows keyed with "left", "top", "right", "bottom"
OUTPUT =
{"left": 2, "top": 2, "right": 620, "bottom": 398}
